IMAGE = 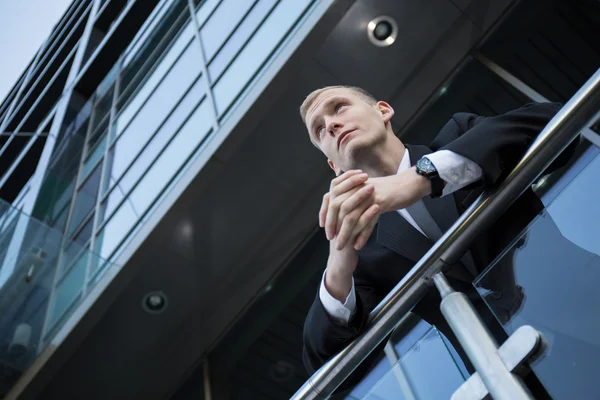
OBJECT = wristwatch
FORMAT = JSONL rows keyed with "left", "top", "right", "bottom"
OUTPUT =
{"left": 415, "top": 156, "right": 444, "bottom": 198}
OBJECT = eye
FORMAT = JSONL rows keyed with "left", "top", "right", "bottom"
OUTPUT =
{"left": 317, "top": 126, "right": 325, "bottom": 138}
{"left": 335, "top": 103, "right": 345, "bottom": 112}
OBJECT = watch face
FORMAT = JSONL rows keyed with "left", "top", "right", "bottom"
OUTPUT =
{"left": 417, "top": 157, "right": 437, "bottom": 175}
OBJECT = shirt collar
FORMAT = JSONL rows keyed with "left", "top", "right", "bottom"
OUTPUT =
{"left": 397, "top": 148, "right": 411, "bottom": 175}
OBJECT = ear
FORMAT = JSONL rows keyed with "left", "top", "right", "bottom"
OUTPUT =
{"left": 376, "top": 101, "right": 395, "bottom": 124}
{"left": 327, "top": 159, "right": 343, "bottom": 176}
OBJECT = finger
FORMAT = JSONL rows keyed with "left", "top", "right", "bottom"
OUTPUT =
{"left": 337, "top": 184, "right": 374, "bottom": 224}
{"left": 330, "top": 169, "right": 363, "bottom": 189}
{"left": 353, "top": 205, "right": 380, "bottom": 250}
{"left": 344, "top": 204, "right": 379, "bottom": 250}
{"left": 331, "top": 173, "right": 368, "bottom": 197}
{"left": 326, "top": 188, "right": 357, "bottom": 239}
{"left": 325, "top": 195, "right": 341, "bottom": 240}
{"left": 319, "top": 193, "right": 329, "bottom": 227}
{"left": 333, "top": 188, "right": 363, "bottom": 234}
{"left": 336, "top": 208, "right": 362, "bottom": 250}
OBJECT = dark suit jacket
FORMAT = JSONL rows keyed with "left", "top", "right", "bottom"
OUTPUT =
{"left": 302, "top": 101, "right": 570, "bottom": 390}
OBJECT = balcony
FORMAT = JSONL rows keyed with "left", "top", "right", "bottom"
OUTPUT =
{"left": 293, "top": 69, "right": 600, "bottom": 399}
{"left": 0, "top": 198, "right": 110, "bottom": 397}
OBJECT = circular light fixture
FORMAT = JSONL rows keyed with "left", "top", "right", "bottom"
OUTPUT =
{"left": 367, "top": 16, "right": 398, "bottom": 47}
{"left": 269, "top": 360, "right": 295, "bottom": 382}
{"left": 142, "top": 291, "right": 168, "bottom": 314}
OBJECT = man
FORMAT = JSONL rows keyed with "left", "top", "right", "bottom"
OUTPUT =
{"left": 300, "top": 85, "right": 567, "bottom": 393}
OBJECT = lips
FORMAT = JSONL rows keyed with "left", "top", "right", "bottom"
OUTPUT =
{"left": 337, "top": 129, "right": 356, "bottom": 149}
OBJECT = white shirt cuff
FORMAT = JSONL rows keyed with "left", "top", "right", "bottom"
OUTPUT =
{"left": 319, "top": 270, "right": 356, "bottom": 325}
{"left": 425, "top": 150, "right": 483, "bottom": 196}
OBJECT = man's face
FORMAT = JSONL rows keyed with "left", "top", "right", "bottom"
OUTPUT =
{"left": 304, "top": 88, "right": 393, "bottom": 175}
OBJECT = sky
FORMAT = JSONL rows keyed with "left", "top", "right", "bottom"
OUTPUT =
{"left": 0, "top": 0, "right": 73, "bottom": 106}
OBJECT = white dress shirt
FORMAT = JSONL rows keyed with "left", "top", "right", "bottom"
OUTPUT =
{"left": 319, "top": 149, "right": 483, "bottom": 324}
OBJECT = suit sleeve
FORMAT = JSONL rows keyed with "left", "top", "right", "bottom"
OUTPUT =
{"left": 302, "top": 262, "right": 387, "bottom": 393}
{"left": 430, "top": 102, "right": 565, "bottom": 188}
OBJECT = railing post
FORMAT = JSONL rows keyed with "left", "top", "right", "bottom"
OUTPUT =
{"left": 433, "top": 273, "right": 533, "bottom": 400}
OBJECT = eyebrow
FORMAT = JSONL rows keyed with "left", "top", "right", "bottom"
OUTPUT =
{"left": 308, "top": 96, "right": 346, "bottom": 135}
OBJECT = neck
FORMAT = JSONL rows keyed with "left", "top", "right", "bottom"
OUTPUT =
{"left": 359, "top": 136, "right": 405, "bottom": 178}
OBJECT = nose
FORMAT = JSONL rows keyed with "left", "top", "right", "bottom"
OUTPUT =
{"left": 325, "top": 119, "right": 342, "bottom": 137}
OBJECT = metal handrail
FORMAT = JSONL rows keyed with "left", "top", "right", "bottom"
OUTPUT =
{"left": 292, "top": 67, "right": 600, "bottom": 399}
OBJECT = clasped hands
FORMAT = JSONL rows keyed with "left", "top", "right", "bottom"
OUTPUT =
{"left": 319, "top": 168, "right": 432, "bottom": 251}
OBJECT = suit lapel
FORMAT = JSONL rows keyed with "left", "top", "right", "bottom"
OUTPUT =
{"left": 375, "top": 144, "right": 462, "bottom": 264}
{"left": 407, "top": 145, "right": 477, "bottom": 278}
{"left": 377, "top": 211, "right": 433, "bottom": 263}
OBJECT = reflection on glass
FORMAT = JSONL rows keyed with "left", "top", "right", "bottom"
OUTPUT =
{"left": 95, "top": 198, "right": 138, "bottom": 260}
{"left": 81, "top": 132, "right": 107, "bottom": 181}
{"left": 119, "top": 0, "right": 189, "bottom": 95}
{"left": 355, "top": 327, "right": 465, "bottom": 400}
{"left": 103, "top": 183, "right": 132, "bottom": 225}
{"left": 72, "top": 215, "right": 93, "bottom": 247}
{"left": 0, "top": 213, "right": 18, "bottom": 268}
{"left": 50, "top": 251, "right": 88, "bottom": 327}
{"left": 107, "top": 76, "right": 206, "bottom": 209}
{"left": 109, "top": 40, "right": 202, "bottom": 191}
{"left": 97, "top": 99, "right": 213, "bottom": 260}
{"left": 89, "top": 86, "right": 114, "bottom": 135}
{"left": 122, "top": 0, "right": 172, "bottom": 67}
{"left": 213, "top": 0, "right": 312, "bottom": 114}
{"left": 200, "top": 0, "right": 255, "bottom": 61}
{"left": 208, "top": 0, "right": 277, "bottom": 81}
{"left": 474, "top": 145, "right": 600, "bottom": 399}
{"left": 115, "top": 23, "right": 195, "bottom": 138}
{"left": 344, "top": 318, "right": 465, "bottom": 400}
{"left": 67, "top": 165, "right": 101, "bottom": 236}
{"left": 208, "top": 0, "right": 277, "bottom": 82}
{"left": 195, "top": 0, "right": 221, "bottom": 25}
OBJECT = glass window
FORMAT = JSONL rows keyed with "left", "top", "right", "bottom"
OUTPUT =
{"left": 195, "top": 0, "right": 221, "bottom": 25}
{"left": 49, "top": 250, "right": 88, "bottom": 328}
{"left": 89, "top": 86, "right": 114, "bottom": 135}
{"left": 95, "top": 198, "right": 137, "bottom": 260}
{"left": 88, "top": 115, "right": 109, "bottom": 155}
{"left": 81, "top": 132, "right": 107, "bottom": 181}
{"left": 200, "top": 0, "right": 255, "bottom": 62}
{"left": 72, "top": 214, "right": 94, "bottom": 246}
{"left": 106, "top": 76, "right": 206, "bottom": 214}
{"left": 117, "top": 9, "right": 194, "bottom": 126}
{"left": 102, "top": 182, "right": 136, "bottom": 225}
{"left": 474, "top": 145, "right": 600, "bottom": 399}
{"left": 114, "top": 23, "right": 196, "bottom": 139}
{"left": 207, "top": 0, "right": 277, "bottom": 82}
{"left": 96, "top": 62, "right": 119, "bottom": 100}
{"left": 122, "top": 0, "right": 172, "bottom": 66}
{"left": 108, "top": 40, "right": 202, "bottom": 190}
{"left": 97, "top": 99, "right": 213, "bottom": 260}
{"left": 212, "top": 0, "right": 312, "bottom": 114}
{"left": 68, "top": 164, "right": 101, "bottom": 236}
{"left": 50, "top": 204, "right": 70, "bottom": 233}
{"left": 360, "top": 327, "right": 465, "bottom": 400}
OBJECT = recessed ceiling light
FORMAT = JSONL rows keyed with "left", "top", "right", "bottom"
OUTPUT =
{"left": 142, "top": 291, "right": 168, "bottom": 314}
{"left": 367, "top": 16, "right": 398, "bottom": 47}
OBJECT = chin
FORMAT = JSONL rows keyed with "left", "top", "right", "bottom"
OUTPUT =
{"left": 345, "top": 136, "right": 372, "bottom": 160}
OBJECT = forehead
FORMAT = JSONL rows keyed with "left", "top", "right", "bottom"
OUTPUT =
{"left": 306, "top": 88, "right": 360, "bottom": 123}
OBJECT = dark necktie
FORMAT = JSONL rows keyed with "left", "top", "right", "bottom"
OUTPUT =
{"left": 405, "top": 200, "right": 477, "bottom": 278}
{"left": 406, "top": 200, "right": 443, "bottom": 241}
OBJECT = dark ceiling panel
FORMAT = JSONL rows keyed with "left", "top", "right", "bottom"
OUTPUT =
{"left": 315, "top": 0, "right": 462, "bottom": 100}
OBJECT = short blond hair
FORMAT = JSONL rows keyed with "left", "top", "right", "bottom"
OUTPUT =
{"left": 299, "top": 85, "right": 377, "bottom": 123}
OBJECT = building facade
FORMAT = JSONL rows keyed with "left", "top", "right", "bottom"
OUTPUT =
{"left": 0, "top": 0, "right": 599, "bottom": 399}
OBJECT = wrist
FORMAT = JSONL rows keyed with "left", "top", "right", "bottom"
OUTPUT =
{"left": 383, "top": 168, "right": 432, "bottom": 211}
{"left": 410, "top": 166, "right": 433, "bottom": 198}
{"left": 326, "top": 242, "right": 357, "bottom": 301}
{"left": 328, "top": 241, "right": 358, "bottom": 272}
